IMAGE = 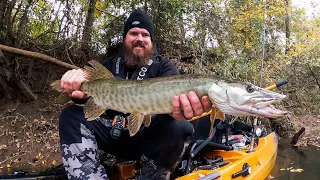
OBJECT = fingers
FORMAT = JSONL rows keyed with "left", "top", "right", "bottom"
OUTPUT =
{"left": 201, "top": 96, "right": 213, "bottom": 112}
{"left": 61, "top": 69, "right": 85, "bottom": 92}
{"left": 171, "top": 91, "right": 213, "bottom": 121}
{"left": 71, "top": 90, "right": 88, "bottom": 99}
{"left": 187, "top": 91, "right": 204, "bottom": 116}
{"left": 180, "top": 93, "right": 194, "bottom": 119}
{"left": 61, "top": 69, "right": 73, "bottom": 92}
{"left": 171, "top": 96, "right": 185, "bottom": 121}
{"left": 72, "top": 70, "right": 86, "bottom": 92}
{"left": 60, "top": 69, "right": 87, "bottom": 99}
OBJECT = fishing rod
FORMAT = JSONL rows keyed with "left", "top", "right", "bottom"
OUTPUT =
{"left": 265, "top": 80, "right": 289, "bottom": 90}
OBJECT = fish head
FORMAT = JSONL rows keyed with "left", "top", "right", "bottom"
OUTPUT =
{"left": 208, "top": 80, "right": 288, "bottom": 118}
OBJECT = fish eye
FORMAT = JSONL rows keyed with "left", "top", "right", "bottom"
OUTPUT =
{"left": 246, "top": 85, "right": 255, "bottom": 93}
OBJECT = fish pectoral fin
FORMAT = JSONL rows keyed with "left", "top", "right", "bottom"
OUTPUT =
{"left": 209, "top": 107, "right": 217, "bottom": 137}
{"left": 143, "top": 114, "right": 152, "bottom": 127}
{"left": 215, "top": 108, "right": 225, "bottom": 120}
{"left": 82, "top": 60, "right": 113, "bottom": 81}
{"left": 83, "top": 98, "right": 106, "bottom": 120}
{"left": 128, "top": 111, "right": 145, "bottom": 137}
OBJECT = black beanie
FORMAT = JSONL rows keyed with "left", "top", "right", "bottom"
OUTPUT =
{"left": 123, "top": 9, "right": 154, "bottom": 41}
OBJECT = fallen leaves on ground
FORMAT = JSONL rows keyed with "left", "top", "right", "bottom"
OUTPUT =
{"left": 268, "top": 175, "right": 274, "bottom": 179}
{"left": 280, "top": 167, "right": 304, "bottom": 173}
{"left": 290, "top": 168, "right": 304, "bottom": 173}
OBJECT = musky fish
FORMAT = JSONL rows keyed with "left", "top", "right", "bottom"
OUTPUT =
{"left": 51, "top": 60, "right": 288, "bottom": 137}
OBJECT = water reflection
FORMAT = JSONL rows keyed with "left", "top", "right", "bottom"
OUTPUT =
{"left": 271, "top": 139, "right": 320, "bottom": 180}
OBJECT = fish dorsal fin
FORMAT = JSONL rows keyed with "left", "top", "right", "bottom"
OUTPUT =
{"left": 82, "top": 60, "right": 113, "bottom": 81}
{"left": 128, "top": 110, "right": 145, "bottom": 137}
{"left": 84, "top": 98, "right": 107, "bottom": 120}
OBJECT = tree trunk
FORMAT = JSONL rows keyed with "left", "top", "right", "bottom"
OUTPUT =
{"left": 0, "top": 50, "right": 12, "bottom": 102}
{"left": 0, "top": 76, "right": 12, "bottom": 106}
{"left": 27, "top": 59, "right": 34, "bottom": 81}
{"left": 150, "top": 1, "right": 162, "bottom": 51}
{"left": 143, "top": 0, "right": 148, "bottom": 12}
{"left": 14, "top": 77, "right": 38, "bottom": 101}
{"left": 14, "top": 0, "right": 33, "bottom": 48}
{"left": 82, "top": 0, "right": 97, "bottom": 59}
{"left": 0, "top": 0, "right": 7, "bottom": 45}
{"left": 285, "top": 0, "right": 290, "bottom": 55}
{"left": 62, "top": 0, "right": 71, "bottom": 40}
{"left": 11, "top": 1, "right": 23, "bottom": 32}
{"left": 13, "top": 0, "right": 38, "bottom": 102}
{"left": 4, "top": 0, "right": 16, "bottom": 44}
{"left": 55, "top": 2, "right": 63, "bottom": 40}
{"left": 0, "top": 0, "right": 8, "bottom": 30}
{"left": 1, "top": 0, "right": 38, "bottom": 102}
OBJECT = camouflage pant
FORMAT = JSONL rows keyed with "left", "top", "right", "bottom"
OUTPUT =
{"left": 59, "top": 105, "right": 194, "bottom": 180}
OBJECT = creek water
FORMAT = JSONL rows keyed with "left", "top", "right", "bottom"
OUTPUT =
{"left": 270, "top": 139, "right": 320, "bottom": 180}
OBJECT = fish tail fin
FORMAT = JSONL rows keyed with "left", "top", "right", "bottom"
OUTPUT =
{"left": 82, "top": 60, "right": 113, "bottom": 81}
{"left": 50, "top": 80, "right": 73, "bottom": 103}
{"left": 57, "top": 93, "right": 73, "bottom": 103}
{"left": 50, "top": 80, "right": 63, "bottom": 92}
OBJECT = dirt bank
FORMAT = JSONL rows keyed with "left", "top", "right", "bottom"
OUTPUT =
{"left": 291, "top": 115, "right": 320, "bottom": 147}
{"left": 0, "top": 92, "right": 63, "bottom": 175}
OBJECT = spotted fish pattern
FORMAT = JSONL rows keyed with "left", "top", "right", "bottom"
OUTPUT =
{"left": 51, "top": 60, "right": 287, "bottom": 137}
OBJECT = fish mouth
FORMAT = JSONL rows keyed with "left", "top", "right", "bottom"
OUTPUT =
{"left": 225, "top": 94, "right": 288, "bottom": 118}
{"left": 250, "top": 96, "right": 284, "bottom": 108}
{"left": 249, "top": 95, "right": 288, "bottom": 118}
{"left": 254, "top": 104, "right": 288, "bottom": 118}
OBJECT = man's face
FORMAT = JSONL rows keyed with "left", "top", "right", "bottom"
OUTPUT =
{"left": 123, "top": 27, "right": 153, "bottom": 67}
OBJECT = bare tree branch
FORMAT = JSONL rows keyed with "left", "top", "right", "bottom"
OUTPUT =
{"left": 307, "top": 64, "right": 320, "bottom": 89}
{"left": 0, "top": 44, "right": 79, "bottom": 69}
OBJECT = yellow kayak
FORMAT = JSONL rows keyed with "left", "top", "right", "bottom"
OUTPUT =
{"left": 176, "top": 132, "right": 278, "bottom": 180}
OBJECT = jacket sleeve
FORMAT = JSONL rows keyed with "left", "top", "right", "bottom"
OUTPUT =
{"left": 158, "top": 59, "right": 180, "bottom": 77}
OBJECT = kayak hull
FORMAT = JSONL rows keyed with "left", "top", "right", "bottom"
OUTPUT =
{"left": 176, "top": 132, "right": 278, "bottom": 180}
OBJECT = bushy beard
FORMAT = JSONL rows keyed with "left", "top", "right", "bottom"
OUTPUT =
{"left": 123, "top": 41, "right": 153, "bottom": 68}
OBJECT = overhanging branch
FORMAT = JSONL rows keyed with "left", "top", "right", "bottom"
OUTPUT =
{"left": 0, "top": 44, "right": 79, "bottom": 69}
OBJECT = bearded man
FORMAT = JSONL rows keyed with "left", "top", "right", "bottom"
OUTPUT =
{"left": 58, "top": 9, "right": 212, "bottom": 180}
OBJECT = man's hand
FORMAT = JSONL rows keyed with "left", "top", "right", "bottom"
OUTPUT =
{"left": 171, "top": 91, "right": 212, "bottom": 121}
{"left": 60, "top": 69, "right": 88, "bottom": 99}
